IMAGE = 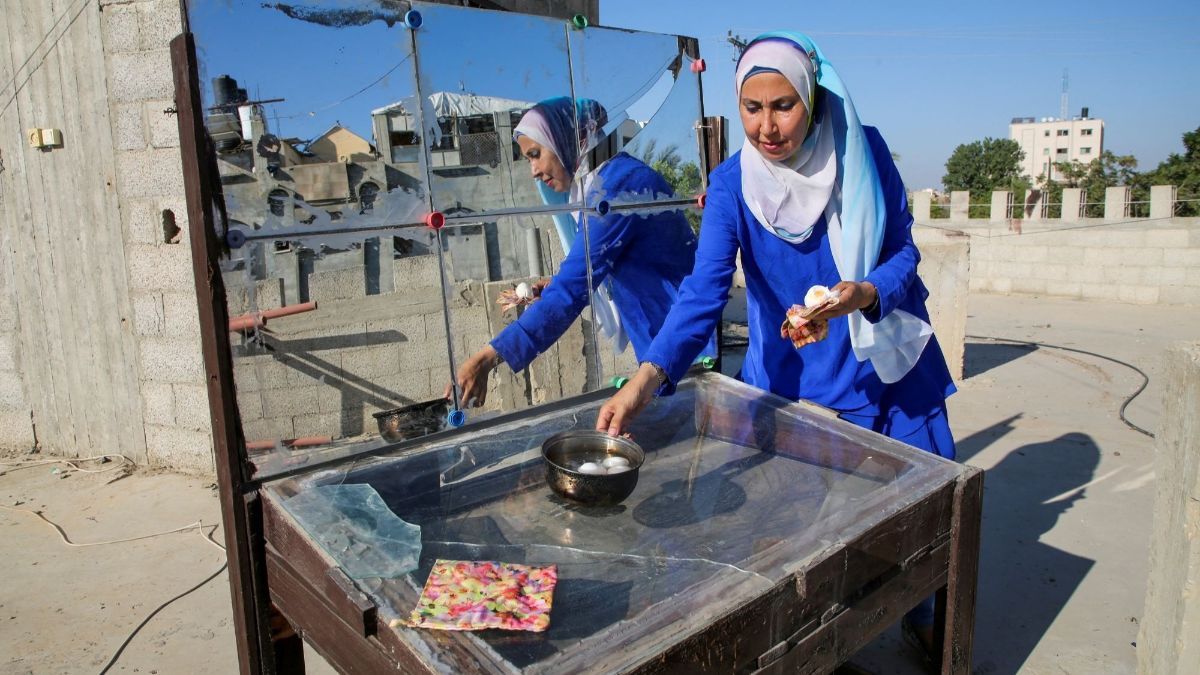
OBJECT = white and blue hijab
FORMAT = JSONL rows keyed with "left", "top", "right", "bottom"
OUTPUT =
{"left": 736, "top": 33, "right": 931, "bottom": 383}
{"left": 514, "top": 98, "right": 629, "bottom": 353}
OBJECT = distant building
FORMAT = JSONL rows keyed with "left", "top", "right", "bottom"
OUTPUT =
{"left": 1010, "top": 109, "right": 1104, "bottom": 182}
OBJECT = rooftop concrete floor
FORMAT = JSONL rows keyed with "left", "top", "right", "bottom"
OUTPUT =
{"left": 1, "top": 293, "right": 1195, "bottom": 674}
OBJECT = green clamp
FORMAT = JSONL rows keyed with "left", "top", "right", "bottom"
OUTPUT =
{"left": 610, "top": 375, "right": 629, "bottom": 389}
{"left": 700, "top": 356, "right": 716, "bottom": 369}
{"left": 571, "top": 14, "right": 589, "bottom": 30}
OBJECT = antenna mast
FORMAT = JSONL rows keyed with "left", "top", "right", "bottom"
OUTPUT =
{"left": 1060, "top": 69, "right": 1069, "bottom": 119}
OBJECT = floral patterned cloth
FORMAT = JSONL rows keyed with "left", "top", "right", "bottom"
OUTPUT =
{"left": 407, "top": 560, "right": 558, "bottom": 632}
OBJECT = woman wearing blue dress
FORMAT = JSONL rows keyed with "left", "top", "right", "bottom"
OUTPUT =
{"left": 596, "top": 32, "right": 957, "bottom": 654}
{"left": 451, "top": 97, "right": 712, "bottom": 407}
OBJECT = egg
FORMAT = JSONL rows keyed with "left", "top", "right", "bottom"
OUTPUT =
{"left": 804, "top": 285, "right": 830, "bottom": 309}
{"left": 605, "top": 465, "right": 632, "bottom": 474}
{"left": 577, "top": 462, "right": 604, "bottom": 475}
{"left": 602, "top": 456, "right": 630, "bottom": 469}
{"left": 515, "top": 282, "right": 533, "bottom": 300}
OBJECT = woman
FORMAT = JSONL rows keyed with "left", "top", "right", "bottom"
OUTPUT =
{"left": 450, "top": 97, "right": 713, "bottom": 407}
{"left": 595, "top": 32, "right": 956, "bottom": 656}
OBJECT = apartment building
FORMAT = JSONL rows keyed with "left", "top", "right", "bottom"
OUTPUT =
{"left": 1010, "top": 109, "right": 1104, "bottom": 182}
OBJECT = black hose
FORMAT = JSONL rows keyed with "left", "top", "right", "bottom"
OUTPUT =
{"left": 967, "top": 334, "right": 1155, "bottom": 438}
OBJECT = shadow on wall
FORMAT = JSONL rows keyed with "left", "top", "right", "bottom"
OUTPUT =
{"left": 955, "top": 419, "right": 1101, "bottom": 673}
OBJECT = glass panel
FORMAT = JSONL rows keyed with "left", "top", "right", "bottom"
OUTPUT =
{"left": 437, "top": 213, "right": 621, "bottom": 426}
{"left": 265, "top": 373, "right": 963, "bottom": 672}
{"left": 189, "top": 3, "right": 460, "bottom": 479}
{"left": 409, "top": 2, "right": 579, "bottom": 219}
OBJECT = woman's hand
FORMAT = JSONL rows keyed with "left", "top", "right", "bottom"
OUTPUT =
{"left": 445, "top": 345, "right": 502, "bottom": 408}
{"left": 595, "top": 363, "right": 661, "bottom": 436}
{"left": 809, "top": 281, "right": 878, "bottom": 321}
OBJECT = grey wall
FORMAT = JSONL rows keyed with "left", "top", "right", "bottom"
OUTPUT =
{"left": 0, "top": 0, "right": 208, "bottom": 468}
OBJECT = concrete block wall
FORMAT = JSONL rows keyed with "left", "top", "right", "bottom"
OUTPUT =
{"left": 0, "top": 0, "right": 209, "bottom": 470}
{"left": 912, "top": 230, "right": 970, "bottom": 380}
{"left": 103, "top": 0, "right": 213, "bottom": 473}
{"left": 1137, "top": 342, "right": 1200, "bottom": 673}
{"left": 936, "top": 219, "right": 1200, "bottom": 306}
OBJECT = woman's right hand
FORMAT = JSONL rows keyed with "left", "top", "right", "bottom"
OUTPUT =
{"left": 445, "top": 345, "right": 502, "bottom": 408}
{"left": 595, "top": 363, "right": 661, "bottom": 436}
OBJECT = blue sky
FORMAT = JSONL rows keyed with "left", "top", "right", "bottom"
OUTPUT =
{"left": 191, "top": 0, "right": 1199, "bottom": 190}
{"left": 605, "top": 0, "right": 1200, "bottom": 188}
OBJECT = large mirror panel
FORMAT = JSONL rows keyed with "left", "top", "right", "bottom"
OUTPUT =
{"left": 190, "top": 2, "right": 464, "bottom": 479}
{"left": 409, "top": 2, "right": 579, "bottom": 220}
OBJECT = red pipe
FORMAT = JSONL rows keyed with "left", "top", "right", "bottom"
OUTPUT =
{"left": 245, "top": 435, "right": 333, "bottom": 452}
{"left": 228, "top": 301, "right": 318, "bottom": 332}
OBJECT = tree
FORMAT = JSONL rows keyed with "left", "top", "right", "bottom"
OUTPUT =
{"left": 1041, "top": 150, "right": 1138, "bottom": 218}
{"left": 1132, "top": 126, "right": 1200, "bottom": 216}
{"left": 941, "top": 138, "right": 1029, "bottom": 217}
{"left": 638, "top": 140, "right": 703, "bottom": 232}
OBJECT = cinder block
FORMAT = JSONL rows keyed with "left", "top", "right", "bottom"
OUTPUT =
{"left": 1122, "top": 247, "right": 1165, "bottom": 266}
{"left": 1057, "top": 281, "right": 1083, "bottom": 298}
{"left": 114, "top": 102, "right": 145, "bottom": 151}
{"left": 366, "top": 315, "right": 426, "bottom": 342}
{"left": 291, "top": 412, "right": 341, "bottom": 439}
{"left": 143, "top": 424, "right": 213, "bottom": 474}
{"left": 234, "top": 388, "right": 264, "bottom": 420}
{"left": 393, "top": 254, "right": 443, "bottom": 288}
{"left": 137, "top": 0, "right": 183, "bottom": 51}
{"left": 140, "top": 381, "right": 175, "bottom": 426}
{"left": 172, "top": 383, "right": 211, "bottom": 431}
{"left": 242, "top": 417, "right": 296, "bottom": 443}
{"left": 1019, "top": 246, "right": 1048, "bottom": 263}
{"left": 1144, "top": 229, "right": 1189, "bottom": 248}
{"left": 339, "top": 345, "right": 404, "bottom": 380}
{"left": 1040, "top": 264, "right": 1069, "bottom": 282}
{"left": 308, "top": 266, "right": 367, "bottom": 304}
{"left": 260, "top": 386, "right": 321, "bottom": 418}
{"left": 1163, "top": 249, "right": 1200, "bottom": 267}
{"left": 1143, "top": 268, "right": 1187, "bottom": 286}
{"left": 102, "top": 5, "right": 140, "bottom": 53}
{"left": 1080, "top": 283, "right": 1118, "bottom": 301}
{"left": 116, "top": 148, "right": 185, "bottom": 198}
{"left": 1083, "top": 248, "right": 1126, "bottom": 267}
{"left": 0, "top": 374, "right": 27, "bottom": 408}
{"left": 108, "top": 50, "right": 175, "bottom": 103}
{"left": 131, "top": 292, "right": 165, "bottom": 336}
{"left": 146, "top": 100, "right": 180, "bottom": 148}
{"left": 1010, "top": 278, "right": 1047, "bottom": 295}
{"left": 124, "top": 198, "right": 166, "bottom": 245}
{"left": 162, "top": 291, "right": 201, "bottom": 337}
{"left": 1158, "top": 285, "right": 1200, "bottom": 306}
{"left": 0, "top": 410, "right": 35, "bottom": 450}
{"left": 138, "top": 337, "right": 205, "bottom": 382}
{"left": 126, "top": 243, "right": 193, "bottom": 290}
{"left": 1100, "top": 266, "right": 1143, "bottom": 285}
{"left": 1116, "top": 286, "right": 1159, "bottom": 305}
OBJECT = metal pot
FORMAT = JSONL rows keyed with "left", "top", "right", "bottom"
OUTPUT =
{"left": 542, "top": 430, "right": 645, "bottom": 506}
{"left": 373, "top": 399, "right": 448, "bottom": 442}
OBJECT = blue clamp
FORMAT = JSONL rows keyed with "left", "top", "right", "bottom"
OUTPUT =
{"left": 225, "top": 228, "right": 246, "bottom": 249}
{"left": 403, "top": 10, "right": 423, "bottom": 29}
{"left": 446, "top": 408, "right": 466, "bottom": 428}
{"left": 594, "top": 200, "right": 610, "bottom": 216}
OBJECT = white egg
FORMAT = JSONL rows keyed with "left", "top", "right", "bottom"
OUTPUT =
{"left": 605, "top": 465, "right": 632, "bottom": 474}
{"left": 515, "top": 282, "right": 532, "bottom": 299}
{"left": 577, "top": 462, "right": 604, "bottom": 475}
{"left": 602, "top": 456, "right": 630, "bottom": 469}
{"left": 804, "top": 285, "right": 830, "bottom": 309}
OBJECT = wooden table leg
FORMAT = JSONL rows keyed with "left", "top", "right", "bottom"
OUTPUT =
{"left": 938, "top": 468, "right": 984, "bottom": 673}
{"left": 268, "top": 602, "right": 306, "bottom": 673}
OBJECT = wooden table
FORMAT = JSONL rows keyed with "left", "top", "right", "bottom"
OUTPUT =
{"left": 259, "top": 373, "right": 982, "bottom": 673}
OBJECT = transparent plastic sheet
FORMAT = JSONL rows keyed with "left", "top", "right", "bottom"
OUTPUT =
{"left": 283, "top": 483, "right": 422, "bottom": 579}
{"left": 265, "top": 373, "right": 962, "bottom": 672}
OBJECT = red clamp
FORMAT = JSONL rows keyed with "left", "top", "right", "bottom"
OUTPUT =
{"left": 697, "top": 192, "right": 707, "bottom": 209}
{"left": 690, "top": 58, "right": 706, "bottom": 74}
{"left": 424, "top": 211, "right": 445, "bottom": 230}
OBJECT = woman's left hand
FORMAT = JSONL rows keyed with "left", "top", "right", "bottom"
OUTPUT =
{"left": 808, "top": 281, "right": 878, "bottom": 321}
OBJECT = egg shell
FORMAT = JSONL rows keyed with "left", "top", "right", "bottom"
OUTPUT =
{"left": 602, "top": 456, "right": 631, "bottom": 469}
{"left": 577, "top": 462, "right": 604, "bottom": 475}
{"left": 605, "top": 465, "right": 632, "bottom": 474}
{"left": 516, "top": 282, "right": 532, "bottom": 299}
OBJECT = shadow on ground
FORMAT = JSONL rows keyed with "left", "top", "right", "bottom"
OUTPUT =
{"left": 954, "top": 421, "right": 1100, "bottom": 674}
{"left": 962, "top": 341, "right": 1038, "bottom": 379}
